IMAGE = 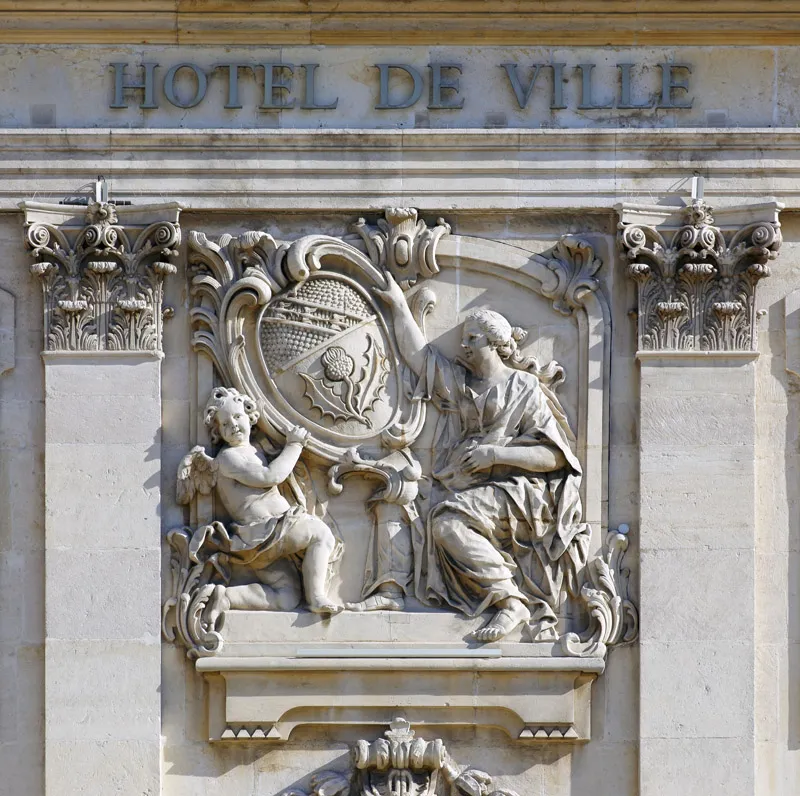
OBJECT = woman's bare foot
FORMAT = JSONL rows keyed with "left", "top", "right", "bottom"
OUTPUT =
{"left": 472, "top": 598, "right": 530, "bottom": 643}
{"left": 345, "top": 593, "right": 405, "bottom": 612}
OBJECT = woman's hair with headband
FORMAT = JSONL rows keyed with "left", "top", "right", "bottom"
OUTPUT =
{"left": 465, "top": 309, "right": 565, "bottom": 388}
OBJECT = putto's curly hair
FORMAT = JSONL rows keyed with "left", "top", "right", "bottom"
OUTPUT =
{"left": 204, "top": 387, "right": 260, "bottom": 444}
{"left": 465, "top": 308, "right": 565, "bottom": 388}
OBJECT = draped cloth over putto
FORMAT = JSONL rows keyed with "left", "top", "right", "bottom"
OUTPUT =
{"left": 411, "top": 346, "right": 591, "bottom": 626}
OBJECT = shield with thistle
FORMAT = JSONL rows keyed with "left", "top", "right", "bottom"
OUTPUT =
{"left": 257, "top": 274, "right": 396, "bottom": 446}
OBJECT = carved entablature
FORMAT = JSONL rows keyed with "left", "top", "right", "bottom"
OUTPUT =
{"left": 166, "top": 208, "right": 638, "bottom": 746}
{"left": 22, "top": 201, "right": 181, "bottom": 353}
{"left": 618, "top": 199, "right": 782, "bottom": 354}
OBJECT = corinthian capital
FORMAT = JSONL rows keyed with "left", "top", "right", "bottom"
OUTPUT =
{"left": 618, "top": 199, "right": 782, "bottom": 354}
{"left": 22, "top": 200, "right": 181, "bottom": 353}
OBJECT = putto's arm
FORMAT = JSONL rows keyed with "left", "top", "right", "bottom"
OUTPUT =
{"left": 218, "top": 427, "right": 309, "bottom": 489}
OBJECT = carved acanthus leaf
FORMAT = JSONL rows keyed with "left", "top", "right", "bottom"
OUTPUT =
{"left": 351, "top": 207, "right": 451, "bottom": 289}
{"left": 619, "top": 199, "right": 781, "bottom": 352}
{"left": 560, "top": 526, "right": 639, "bottom": 658}
{"left": 24, "top": 201, "right": 180, "bottom": 352}
{"left": 541, "top": 236, "right": 602, "bottom": 316}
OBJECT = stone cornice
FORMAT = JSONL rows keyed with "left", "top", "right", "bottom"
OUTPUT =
{"left": 1, "top": 2, "right": 800, "bottom": 44}
{"left": 1, "top": 128, "right": 800, "bottom": 212}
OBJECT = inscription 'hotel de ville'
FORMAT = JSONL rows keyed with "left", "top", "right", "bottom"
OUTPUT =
{"left": 0, "top": 4, "right": 799, "bottom": 796}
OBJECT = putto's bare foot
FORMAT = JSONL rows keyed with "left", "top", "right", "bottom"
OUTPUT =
{"left": 344, "top": 594, "right": 405, "bottom": 612}
{"left": 201, "top": 584, "right": 228, "bottom": 631}
{"left": 472, "top": 599, "right": 530, "bottom": 644}
{"left": 308, "top": 600, "right": 344, "bottom": 616}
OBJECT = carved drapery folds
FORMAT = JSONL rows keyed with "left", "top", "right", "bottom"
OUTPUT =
{"left": 287, "top": 719, "right": 518, "bottom": 796}
{"left": 619, "top": 198, "right": 782, "bottom": 353}
{"left": 23, "top": 201, "right": 181, "bottom": 352}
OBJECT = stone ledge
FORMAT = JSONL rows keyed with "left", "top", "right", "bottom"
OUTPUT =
{"left": 1, "top": 129, "right": 799, "bottom": 212}
{"left": 197, "top": 655, "right": 601, "bottom": 744}
{"left": 0, "top": 4, "right": 799, "bottom": 45}
{"left": 189, "top": 611, "right": 602, "bottom": 744}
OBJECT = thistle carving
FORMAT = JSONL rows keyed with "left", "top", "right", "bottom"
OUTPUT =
{"left": 619, "top": 199, "right": 781, "bottom": 353}
{"left": 285, "top": 719, "right": 518, "bottom": 796}
{"left": 25, "top": 201, "right": 180, "bottom": 352}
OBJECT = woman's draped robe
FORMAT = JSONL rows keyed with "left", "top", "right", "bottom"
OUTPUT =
{"left": 411, "top": 346, "right": 591, "bottom": 627}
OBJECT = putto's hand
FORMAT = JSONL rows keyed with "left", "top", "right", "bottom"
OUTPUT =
{"left": 372, "top": 271, "right": 406, "bottom": 308}
{"left": 286, "top": 425, "right": 310, "bottom": 447}
{"left": 460, "top": 445, "right": 496, "bottom": 473}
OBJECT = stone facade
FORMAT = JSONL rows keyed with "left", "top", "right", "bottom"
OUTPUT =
{"left": 1, "top": 6, "right": 800, "bottom": 796}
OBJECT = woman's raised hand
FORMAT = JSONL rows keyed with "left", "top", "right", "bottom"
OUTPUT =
{"left": 372, "top": 271, "right": 406, "bottom": 309}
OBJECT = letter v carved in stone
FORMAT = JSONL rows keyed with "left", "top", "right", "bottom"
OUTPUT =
{"left": 500, "top": 63, "right": 543, "bottom": 109}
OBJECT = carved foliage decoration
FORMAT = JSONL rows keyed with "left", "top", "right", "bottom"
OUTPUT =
{"left": 560, "top": 526, "right": 639, "bottom": 658}
{"left": 25, "top": 201, "right": 180, "bottom": 352}
{"left": 286, "top": 719, "right": 518, "bottom": 796}
{"left": 541, "top": 236, "right": 603, "bottom": 316}
{"left": 619, "top": 199, "right": 781, "bottom": 352}
{"left": 352, "top": 207, "right": 451, "bottom": 289}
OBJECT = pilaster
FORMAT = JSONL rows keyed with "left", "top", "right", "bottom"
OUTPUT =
{"left": 619, "top": 199, "right": 781, "bottom": 796}
{"left": 22, "top": 200, "right": 180, "bottom": 796}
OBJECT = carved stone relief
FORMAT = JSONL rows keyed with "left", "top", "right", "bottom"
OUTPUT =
{"left": 618, "top": 198, "right": 782, "bottom": 353}
{"left": 285, "top": 719, "right": 518, "bottom": 796}
{"left": 162, "top": 208, "right": 637, "bottom": 743}
{"left": 22, "top": 200, "right": 181, "bottom": 352}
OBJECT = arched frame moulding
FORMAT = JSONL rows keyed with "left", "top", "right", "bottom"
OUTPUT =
{"left": 165, "top": 209, "right": 635, "bottom": 745}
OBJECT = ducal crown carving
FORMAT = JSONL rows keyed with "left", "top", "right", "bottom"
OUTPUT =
{"left": 619, "top": 198, "right": 781, "bottom": 353}
{"left": 25, "top": 200, "right": 180, "bottom": 352}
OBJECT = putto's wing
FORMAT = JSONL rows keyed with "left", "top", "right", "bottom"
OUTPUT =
{"left": 176, "top": 446, "right": 218, "bottom": 505}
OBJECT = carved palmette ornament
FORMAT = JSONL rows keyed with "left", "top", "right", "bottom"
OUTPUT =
{"left": 619, "top": 199, "right": 781, "bottom": 352}
{"left": 188, "top": 210, "right": 449, "bottom": 461}
{"left": 25, "top": 201, "right": 180, "bottom": 352}
{"left": 286, "top": 719, "right": 519, "bottom": 796}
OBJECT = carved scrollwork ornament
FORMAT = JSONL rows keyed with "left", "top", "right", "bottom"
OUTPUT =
{"left": 560, "top": 525, "right": 639, "bottom": 658}
{"left": 541, "top": 235, "right": 603, "bottom": 316}
{"left": 619, "top": 198, "right": 781, "bottom": 353}
{"left": 25, "top": 201, "right": 180, "bottom": 352}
